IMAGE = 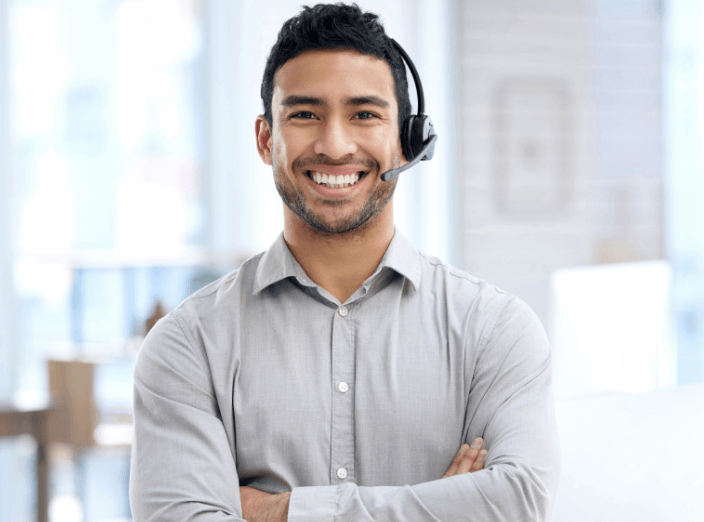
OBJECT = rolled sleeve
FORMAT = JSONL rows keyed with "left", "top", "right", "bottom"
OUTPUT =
{"left": 288, "top": 485, "right": 340, "bottom": 521}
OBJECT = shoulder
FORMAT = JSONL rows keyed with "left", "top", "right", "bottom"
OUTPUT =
{"left": 416, "top": 251, "right": 516, "bottom": 317}
{"left": 415, "top": 251, "right": 546, "bottom": 353}
{"left": 171, "top": 251, "right": 264, "bottom": 327}
{"left": 138, "top": 252, "right": 265, "bottom": 366}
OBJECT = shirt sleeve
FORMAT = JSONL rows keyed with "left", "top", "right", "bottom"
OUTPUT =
{"left": 129, "top": 313, "right": 245, "bottom": 522}
{"left": 287, "top": 296, "right": 561, "bottom": 522}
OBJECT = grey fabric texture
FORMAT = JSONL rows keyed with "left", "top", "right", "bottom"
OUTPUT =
{"left": 130, "top": 230, "right": 561, "bottom": 521}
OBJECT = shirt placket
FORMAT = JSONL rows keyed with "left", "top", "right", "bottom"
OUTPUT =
{"left": 330, "top": 303, "right": 355, "bottom": 484}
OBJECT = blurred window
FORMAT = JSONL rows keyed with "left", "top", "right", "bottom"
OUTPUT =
{"left": 2, "top": 1, "right": 209, "bottom": 520}
{"left": 9, "top": 0, "right": 207, "bottom": 388}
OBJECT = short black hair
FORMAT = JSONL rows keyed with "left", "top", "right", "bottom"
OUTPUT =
{"left": 261, "top": 3, "right": 411, "bottom": 145}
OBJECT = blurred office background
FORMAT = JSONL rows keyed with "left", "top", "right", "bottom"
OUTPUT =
{"left": 0, "top": 0, "right": 703, "bottom": 520}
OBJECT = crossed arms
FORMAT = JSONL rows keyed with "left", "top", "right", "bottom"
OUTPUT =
{"left": 241, "top": 439, "right": 488, "bottom": 522}
{"left": 130, "top": 298, "right": 560, "bottom": 521}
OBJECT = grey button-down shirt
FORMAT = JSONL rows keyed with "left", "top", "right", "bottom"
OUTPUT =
{"left": 130, "top": 231, "right": 560, "bottom": 521}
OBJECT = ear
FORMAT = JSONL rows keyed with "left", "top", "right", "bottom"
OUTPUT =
{"left": 255, "top": 116, "right": 273, "bottom": 165}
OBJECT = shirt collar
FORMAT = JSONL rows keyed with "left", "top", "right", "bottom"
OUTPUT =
{"left": 375, "top": 228, "right": 421, "bottom": 291}
{"left": 253, "top": 228, "right": 422, "bottom": 296}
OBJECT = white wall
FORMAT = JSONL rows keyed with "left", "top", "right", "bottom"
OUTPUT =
{"left": 456, "top": 0, "right": 663, "bottom": 327}
{"left": 550, "top": 260, "right": 676, "bottom": 399}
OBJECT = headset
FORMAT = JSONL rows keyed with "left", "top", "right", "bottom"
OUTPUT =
{"left": 380, "top": 38, "right": 438, "bottom": 182}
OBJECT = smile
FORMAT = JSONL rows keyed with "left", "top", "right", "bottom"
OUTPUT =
{"left": 307, "top": 170, "right": 366, "bottom": 189}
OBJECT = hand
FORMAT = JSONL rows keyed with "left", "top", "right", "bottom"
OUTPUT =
{"left": 240, "top": 486, "right": 291, "bottom": 522}
{"left": 442, "top": 437, "right": 487, "bottom": 478}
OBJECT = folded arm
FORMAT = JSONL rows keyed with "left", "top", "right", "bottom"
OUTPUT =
{"left": 282, "top": 297, "right": 560, "bottom": 521}
{"left": 130, "top": 314, "right": 246, "bottom": 522}
{"left": 242, "top": 440, "right": 488, "bottom": 522}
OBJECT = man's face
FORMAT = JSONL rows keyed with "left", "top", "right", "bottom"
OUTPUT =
{"left": 256, "top": 49, "right": 403, "bottom": 235}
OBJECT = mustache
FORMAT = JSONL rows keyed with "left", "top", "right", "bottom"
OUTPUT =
{"left": 292, "top": 154, "right": 379, "bottom": 171}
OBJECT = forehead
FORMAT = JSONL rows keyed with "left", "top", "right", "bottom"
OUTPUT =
{"left": 272, "top": 49, "right": 397, "bottom": 110}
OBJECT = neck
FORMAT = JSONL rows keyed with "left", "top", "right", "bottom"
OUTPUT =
{"left": 283, "top": 205, "right": 395, "bottom": 304}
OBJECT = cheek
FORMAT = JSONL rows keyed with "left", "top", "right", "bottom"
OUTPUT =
{"left": 372, "top": 125, "right": 401, "bottom": 152}
{"left": 269, "top": 133, "right": 290, "bottom": 169}
{"left": 273, "top": 127, "right": 309, "bottom": 164}
{"left": 370, "top": 132, "right": 402, "bottom": 167}
{"left": 270, "top": 129, "right": 283, "bottom": 155}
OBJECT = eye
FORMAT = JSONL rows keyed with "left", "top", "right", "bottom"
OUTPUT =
{"left": 355, "top": 111, "right": 379, "bottom": 120}
{"left": 290, "top": 111, "right": 317, "bottom": 120}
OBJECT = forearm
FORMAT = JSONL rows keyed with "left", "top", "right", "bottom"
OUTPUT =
{"left": 286, "top": 458, "right": 558, "bottom": 522}
{"left": 240, "top": 487, "right": 291, "bottom": 522}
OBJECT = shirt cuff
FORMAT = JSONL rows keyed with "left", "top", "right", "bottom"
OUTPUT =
{"left": 288, "top": 485, "right": 340, "bottom": 522}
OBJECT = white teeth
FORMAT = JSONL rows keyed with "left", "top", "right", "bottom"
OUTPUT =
{"left": 310, "top": 170, "right": 364, "bottom": 188}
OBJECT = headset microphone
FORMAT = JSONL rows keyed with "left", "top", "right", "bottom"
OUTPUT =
{"left": 381, "top": 134, "right": 438, "bottom": 181}
{"left": 380, "top": 38, "right": 437, "bottom": 182}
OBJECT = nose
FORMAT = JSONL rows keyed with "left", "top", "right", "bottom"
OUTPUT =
{"left": 313, "top": 117, "right": 358, "bottom": 159}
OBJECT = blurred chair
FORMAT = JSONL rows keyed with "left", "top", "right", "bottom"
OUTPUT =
{"left": 47, "top": 356, "right": 135, "bottom": 521}
{"left": 47, "top": 357, "right": 134, "bottom": 449}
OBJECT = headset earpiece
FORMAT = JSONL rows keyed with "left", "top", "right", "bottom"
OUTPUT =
{"left": 403, "top": 114, "right": 436, "bottom": 162}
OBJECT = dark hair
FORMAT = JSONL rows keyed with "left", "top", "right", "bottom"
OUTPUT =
{"left": 261, "top": 3, "right": 411, "bottom": 145}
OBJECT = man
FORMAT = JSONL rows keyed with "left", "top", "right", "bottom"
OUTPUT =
{"left": 130, "top": 4, "right": 560, "bottom": 521}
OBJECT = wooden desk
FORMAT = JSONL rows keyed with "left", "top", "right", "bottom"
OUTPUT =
{"left": 0, "top": 403, "right": 51, "bottom": 522}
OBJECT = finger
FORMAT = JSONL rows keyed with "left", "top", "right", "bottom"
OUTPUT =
{"left": 442, "top": 443, "right": 469, "bottom": 478}
{"left": 456, "top": 437, "right": 483, "bottom": 475}
{"left": 470, "top": 449, "right": 488, "bottom": 472}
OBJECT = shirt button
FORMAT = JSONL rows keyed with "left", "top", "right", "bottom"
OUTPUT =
{"left": 338, "top": 306, "right": 348, "bottom": 317}
{"left": 336, "top": 467, "right": 348, "bottom": 479}
{"left": 338, "top": 382, "right": 349, "bottom": 393}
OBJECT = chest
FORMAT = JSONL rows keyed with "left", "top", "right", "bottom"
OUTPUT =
{"left": 230, "top": 298, "right": 472, "bottom": 487}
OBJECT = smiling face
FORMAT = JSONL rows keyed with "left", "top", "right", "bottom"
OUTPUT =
{"left": 255, "top": 49, "right": 403, "bottom": 235}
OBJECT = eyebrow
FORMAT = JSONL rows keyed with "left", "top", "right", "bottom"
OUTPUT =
{"left": 280, "top": 95, "right": 391, "bottom": 109}
{"left": 345, "top": 96, "right": 390, "bottom": 108}
{"left": 281, "top": 95, "right": 325, "bottom": 107}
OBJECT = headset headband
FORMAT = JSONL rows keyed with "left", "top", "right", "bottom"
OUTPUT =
{"left": 390, "top": 38, "right": 425, "bottom": 116}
